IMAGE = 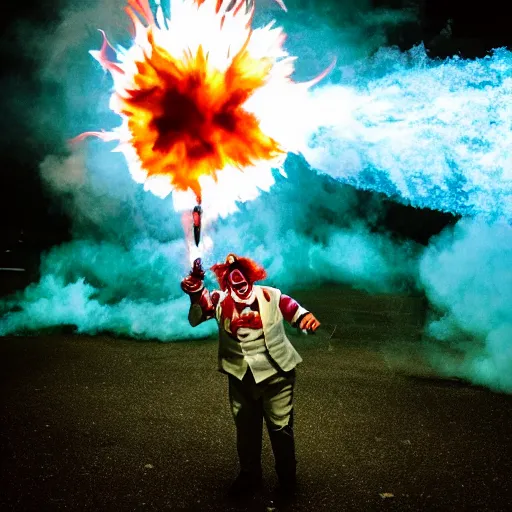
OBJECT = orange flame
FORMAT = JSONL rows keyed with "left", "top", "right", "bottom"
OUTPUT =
{"left": 119, "top": 33, "right": 283, "bottom": 203}
{"left": 74, "top": 0, "right": 332, "bottom": 210}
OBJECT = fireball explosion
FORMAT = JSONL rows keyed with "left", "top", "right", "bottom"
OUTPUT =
{"left": 76, "top": 0, "right": 328, "bottom": 217}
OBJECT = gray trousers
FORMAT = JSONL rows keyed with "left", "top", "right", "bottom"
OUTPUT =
{"left": 228, "top": 369, "right": 296, "bottom": 481}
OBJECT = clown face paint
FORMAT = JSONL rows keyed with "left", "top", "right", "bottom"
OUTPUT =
{"left": 228, "top": 269, "right": 254, "bottom": 302}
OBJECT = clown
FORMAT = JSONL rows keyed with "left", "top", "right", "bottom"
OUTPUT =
{"left": 181, "top": 254, "right": 320, "bottom": 497}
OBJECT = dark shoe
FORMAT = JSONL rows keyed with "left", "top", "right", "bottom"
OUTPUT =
{"left": 228, "top": 471, "right": 263, "bottom": 498}
{"left": 273, "top": 479, "right": 298, "bottom": 510}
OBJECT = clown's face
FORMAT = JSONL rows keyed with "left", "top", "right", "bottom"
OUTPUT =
{"left": 228, "top": 269, "right": 253, "bottom": 301}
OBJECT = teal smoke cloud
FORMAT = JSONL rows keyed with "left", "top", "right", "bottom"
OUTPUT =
{"left": 1, "top": 0, "right": 511, "bottom": 395}
{"left": 420, "top": 219, "right": 512, "bottom": 393}
{"left": 0, "top": 150, "right": 418, "bottom": 340}
{"left": 0, "top": 0, "right": 420, "bottom": 340}
{"left": 303, "top": 46, "right": 512, "bottom": 219}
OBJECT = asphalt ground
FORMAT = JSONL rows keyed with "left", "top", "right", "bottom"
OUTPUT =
{"left": 1, "top": 286, "right": 512, "bottom": 511}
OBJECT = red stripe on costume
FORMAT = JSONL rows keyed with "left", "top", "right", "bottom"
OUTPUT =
{"left": 279, "top": 294, "right": 299, "bottom": 323}
{"left": 192, "top": 288, "right": 215, "bottom": 321}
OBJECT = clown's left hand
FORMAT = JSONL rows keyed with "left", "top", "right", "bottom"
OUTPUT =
{"left": 299, "top": 313, "right": 321, "bottom": 332}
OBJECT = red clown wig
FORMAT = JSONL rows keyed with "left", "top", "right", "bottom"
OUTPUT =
{"left": 211, "top": 254, "right": 267, "bottom": 291}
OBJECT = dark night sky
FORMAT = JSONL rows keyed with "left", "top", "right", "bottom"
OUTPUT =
{"left": 0, "top": 0, "right": 66, "bottom": 245}
{"left": 0, "top": 0, "right": 509, "bottom": 248}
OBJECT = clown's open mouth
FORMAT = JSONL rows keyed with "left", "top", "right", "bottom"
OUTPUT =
{"left": 233, "top": 281, "right": 249, "bottom": 295}
{"left": 229, "top": 269, "right": 251, "bottom": 298}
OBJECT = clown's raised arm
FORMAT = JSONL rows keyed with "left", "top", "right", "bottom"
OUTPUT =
{"left": 181, "top": 258, "right": 217, "bottom": 327}
{"left": 181, "top": 255, "right": 320, "bottom": 332}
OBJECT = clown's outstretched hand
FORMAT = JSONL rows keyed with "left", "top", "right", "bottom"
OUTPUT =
{"left": 181, "top": 258, "right": 205, "bottom": 295}
{"left": 299, "top": 312, "right": 321, "bottom": 332}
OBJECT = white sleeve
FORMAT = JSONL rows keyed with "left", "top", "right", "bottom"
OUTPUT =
{"left": 291, "top": 305, "right": 309, "bottom": 326}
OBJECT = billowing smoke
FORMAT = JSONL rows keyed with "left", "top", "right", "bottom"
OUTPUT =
{"left": 303, "top": 45, "right": 512, "bottom": 218}
{"left": 419, "top": 219, "right": 512, "bottom": 393}
{"left": 1, "top": 0, "right": 511, "bottom": 393}
{"left": 0, "top": 147, "right": 419, "bottom": 339}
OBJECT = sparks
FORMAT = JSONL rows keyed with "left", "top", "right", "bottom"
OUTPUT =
{"left": 74, "top": 0, "right": 332, "bottom": 218}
